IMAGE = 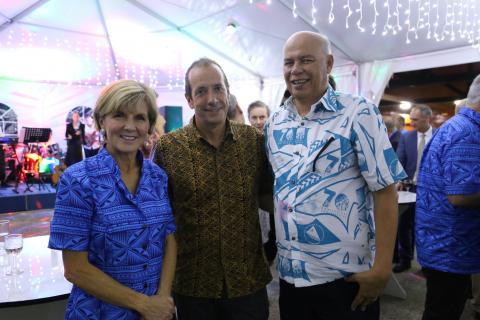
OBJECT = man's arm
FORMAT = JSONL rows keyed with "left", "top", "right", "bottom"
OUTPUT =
{"left": 347, "top": 184, "right": 398, "bottom": 311}
{"left": 447, "top": 193, "right": 480, "bottom": 208}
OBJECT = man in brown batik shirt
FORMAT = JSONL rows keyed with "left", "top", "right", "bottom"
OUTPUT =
{"left": 153, "top": 58, "right": 272, "bottom": 320}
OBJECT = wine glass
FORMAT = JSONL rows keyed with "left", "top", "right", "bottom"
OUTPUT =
{"left": 402, "top": 179, "right": 413, "bottom": 192}
{"left": 0, "top": 220, "right": 9, "bottom": 267}
{"left": 5, "top": 234, "right": 23, "bottom": 276}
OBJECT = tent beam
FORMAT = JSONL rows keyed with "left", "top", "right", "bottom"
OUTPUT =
{"left": 277, "top": 0, "right": 356, "bottom": 63}
{"left": 16, "top": 21, "right": 105, "bottom": 38}
{"left": 125, "top": 0, "right": 264, "bottom": 80}
{"left": 0, "top": 0, "right": 51, "bottom": 33}
{"left": 95, "top": 0, "right": 122, "bottom": 80}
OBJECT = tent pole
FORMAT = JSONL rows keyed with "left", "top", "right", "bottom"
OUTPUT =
{"left": 125, "top": 0, "right": 264, "bottom": 81}
{"left": 0, "top": 0, "right": 51, "bottom": 33}
{"left": 95, "top": 0, "right": 122, "bottom": 80}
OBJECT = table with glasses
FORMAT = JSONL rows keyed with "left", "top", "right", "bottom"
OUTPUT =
{"left": 0, "top": 234, "right": 71, "bottom": 318}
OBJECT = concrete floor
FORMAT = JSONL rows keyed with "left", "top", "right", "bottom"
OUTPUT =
{"left": 266, "top": 261, "right": 477, "bottom": 320}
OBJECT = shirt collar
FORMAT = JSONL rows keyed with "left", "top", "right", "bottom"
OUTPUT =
{"left": 98, "top": 146, "right": 145, "bottom": 177}
{"left": 189, "top": 116, "right": 238, "bottom": 142}
{"left": 459, "top": 106, "right": 480, "bottom": 126}
{"left": 283, "top": 85, "right": 339, "bottom": 115}
{"left": 418, "top": 126, "right": 432, "bottom": 138}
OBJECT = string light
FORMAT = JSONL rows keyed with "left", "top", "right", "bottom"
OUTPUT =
{"left": 287, "top": 0, "right": 480, "bottom": 52}
{"left": 344, "top": 0, "right": 353, "bottom": 29}
{"left": 356, "top": 0, "right": 365, "bottom": 32}
{"left": 328, "top": 0, "right": 335, "bottom": 24}
{"left": 311, "top": 0, "right": 317, "bottom": 25}
{"left": 368, "top": 2, "right": 375, "bottom": 33}
{"left": 382, "top": 0, "right": 392, "bottom": 36}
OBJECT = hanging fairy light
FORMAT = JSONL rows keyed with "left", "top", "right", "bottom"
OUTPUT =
{"left": 281, "top": 0, "right": 480, "bottom": 52}
{"left": 356, "top": 0, "right": 365, "bottom": 32}
{"left": 381, "top": 0, "right": 392, "bottom": 36}
{"left": 344, "top": 0, "right": 353, "bottom": 29}
{"left": 328, "top": 0, "right": 335, "bottom": 24}
{"left": 370, "top": 0, "right": 378, "bottom": 34}
{"left": 311, "top": 0, "right": 317, "bottom": 25}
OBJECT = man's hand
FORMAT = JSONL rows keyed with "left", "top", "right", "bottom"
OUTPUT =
{"left": 139, "top": 294, "right": 175, "bottom": 320}
{"left": 346, "top": 268, "right": 391, "bottom": 311}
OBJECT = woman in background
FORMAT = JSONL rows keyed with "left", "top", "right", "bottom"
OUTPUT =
{"left": 65, "top": 111, "right": 85, "bottom": 166}
{"left": 49, "top": 80, "right": 177, "bottom": 320}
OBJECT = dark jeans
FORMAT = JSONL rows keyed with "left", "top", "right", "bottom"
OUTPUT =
{"left": 279, "top": 278, "right": 380, "bottom": 320}
{"left": 422, "top": 268, "right": 472, "bottom": 320}
{"left": 397, "top": 202, "right": 415, "bottom": 264}
{"left": 174, "top": 288, "right": 269, "bottom": 320}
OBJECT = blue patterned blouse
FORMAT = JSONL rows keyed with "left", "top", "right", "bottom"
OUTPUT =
{"left": 49, "top": 147, "right": 175, "bottom": 319}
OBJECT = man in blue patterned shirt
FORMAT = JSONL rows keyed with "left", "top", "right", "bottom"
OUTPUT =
{"left": 264, "top": 31, "right": 406, "bottom": 319}
{"left": 416, "top": 75, "right": 480, "bottom": 320}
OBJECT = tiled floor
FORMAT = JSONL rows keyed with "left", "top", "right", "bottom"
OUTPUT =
{"left": 0, "top": 209, "right": 476, "bottom": 319}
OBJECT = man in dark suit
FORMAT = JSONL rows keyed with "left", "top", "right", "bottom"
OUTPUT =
{"left": 383, "top": 114, "right": 402, "bottom": 151}
{"left": 394, "top": 104, "right": 434, "bottom": 273}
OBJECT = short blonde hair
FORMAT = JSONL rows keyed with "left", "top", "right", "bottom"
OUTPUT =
{"left": 94, "top": 80, "right": 158, "bottom": 134}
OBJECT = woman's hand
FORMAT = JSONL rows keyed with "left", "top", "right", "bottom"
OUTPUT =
{"left": 139, "top": 294, "right": 174, "bottom": 320}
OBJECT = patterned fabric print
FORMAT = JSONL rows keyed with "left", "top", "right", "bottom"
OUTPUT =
{"left": 49, "top": 147, "right": 176, "bottom": 320}
{"left": 154, "top": 120, "right": 272, "bottom": 299}
{"left": 265, "top": 86, "right": 406, "bottom": 287}
{"left": 416, "top": 107, "right": 480, "bottom": 274}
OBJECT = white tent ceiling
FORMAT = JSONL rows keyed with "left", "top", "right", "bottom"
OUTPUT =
{"left": 1, "top": 0, "right": 479, "bottom": 89}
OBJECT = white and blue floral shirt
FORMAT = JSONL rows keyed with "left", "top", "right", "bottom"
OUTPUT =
{"left": 265, "top": 86, "right": 406, "bottom": 287}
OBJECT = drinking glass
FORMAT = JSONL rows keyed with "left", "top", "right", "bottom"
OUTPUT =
{"left": 402, "top": 179, "right": 413, "bottom": 192}
{"left": 0, "top": 220, "right": 9, "bottom": 267}
{"left": 5, "top": 234, "right": 23, "bottom": 276}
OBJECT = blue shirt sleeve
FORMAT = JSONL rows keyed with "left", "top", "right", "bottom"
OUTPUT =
{"left": 48, "top": 169, "right": 95, "bottom": 251}
{"left": 351, "top": 101, "right": 407, "bottom": 191}
{"left": 443, "top": 133, "right": 480, "bottom": 196}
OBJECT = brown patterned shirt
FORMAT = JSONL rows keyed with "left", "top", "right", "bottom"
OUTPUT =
{"left": 153, "top": 120, "right": 272, "bottom": 299}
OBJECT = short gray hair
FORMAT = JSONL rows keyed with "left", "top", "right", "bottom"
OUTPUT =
{"left": 412, "top": 104, "right": 432, "bottom": 118}
{"left": 467, "top": 74, "right": 480, "bottom": 106}
{"left": 248, "top": 100, "right": 270, "bottom": 117}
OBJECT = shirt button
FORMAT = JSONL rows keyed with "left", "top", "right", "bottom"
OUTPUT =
{"left": 288, "top": 208, "right": 293, "bottom": 213}
{"left": 143, "top": 264, "right": 148, "bottom": 270}
{"left": 143, "top": 244, "right": 148, "bottom": 250}
{"left": 300, "top": 122, "right": 305, "bottom": 126}
{"left": 292, "top": 236, "right": 296, "bottom": 241}
{"left": 293, "top": 151, "right": 300, "bottom": 156}
{"left": 143, "top": 283, "right": 148, "bottom": 289}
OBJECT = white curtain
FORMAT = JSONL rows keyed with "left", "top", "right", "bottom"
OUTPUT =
{"left": 358, "top": 60, "right": 394, "bottom": 106}
{"left": 332, "top": 64, "right": 359, "bottom": 95}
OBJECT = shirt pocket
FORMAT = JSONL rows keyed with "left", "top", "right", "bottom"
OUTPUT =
{"left": 310, "top": 136, "right": 341, "bottom": 175}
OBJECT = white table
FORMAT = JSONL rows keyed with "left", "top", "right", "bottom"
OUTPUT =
{"left": 0, "top": 235, "right": 71, "bottom": 317}
{"left": 398, "top": 191, "right": 416, "bottom": 205}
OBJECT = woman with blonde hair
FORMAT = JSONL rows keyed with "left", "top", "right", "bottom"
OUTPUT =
{"left": 49, "top": 80, "right": 177, "bottom": 320}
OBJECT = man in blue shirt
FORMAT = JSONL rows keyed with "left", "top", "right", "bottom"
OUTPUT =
{"left": 416, "top": 75, "right": 480, "bottom": 320}
{"left": 265, "top": 31, "right": 406, "bottom": 319}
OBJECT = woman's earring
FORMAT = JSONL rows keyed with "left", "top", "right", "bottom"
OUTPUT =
{"left": 100, "top": 128, "right": 106, "bottom": 141}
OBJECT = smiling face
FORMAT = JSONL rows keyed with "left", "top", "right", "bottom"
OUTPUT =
{"left": 101, "top": 101, "right": 150, "bottom": 158}
{"left": 283, "top": 32, "right": 334, "bottom": 106}
{"left": 186, "top": 64, "right": 229, "bottom": 128}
